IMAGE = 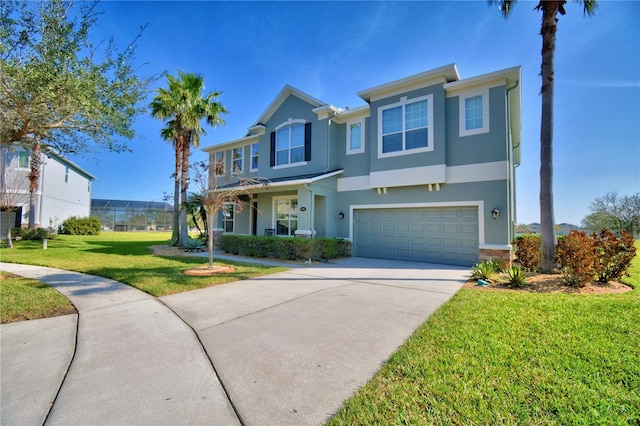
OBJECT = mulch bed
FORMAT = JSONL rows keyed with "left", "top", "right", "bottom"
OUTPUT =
{"left": 464, "top": 273, "right": 632, "bottom": 294}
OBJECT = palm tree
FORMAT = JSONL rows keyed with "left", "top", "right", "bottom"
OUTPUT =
{"left": 492, "top": 0, "right": 597, "bottom": 272}
{"left": 150, "top": 71, "right": 227, "bottom": 246}
{"left": 158, "top": 122, "right": 181, "bottom": 245}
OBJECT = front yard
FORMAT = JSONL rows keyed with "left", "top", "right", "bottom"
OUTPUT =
{"left": 2, "top": 233, "right": 638, "bottom": 423}
{"left": 327, "top": 242, "right": 640, "bottom": 425}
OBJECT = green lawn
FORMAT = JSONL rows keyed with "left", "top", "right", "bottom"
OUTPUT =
{"left": 0, "top": 272, "right": 77, "bottom": 323}
{"left": 0, "top": 232, "right": 287, "bottom": 297}
{"left": 327, "top": 242, "right": 640, "bottom": 425}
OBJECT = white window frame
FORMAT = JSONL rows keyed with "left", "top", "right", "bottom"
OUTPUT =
{"left": 346, "top": 118, "right": 365, "bottom": 155}
{"left": 222, "top": 202, "right": 236, "bottom": 234}
{"left": 232, "top": 147, "right": 244, "bottom": 174}
{"left": 377, "top": 94, "right": 434, "bottom": 159}
{"left": 459, "top": 88, "right": 490, "bottom": 137}
{"left": 214, "top": 151, "right": 225, "bottom": 176}
{"left": 251, "top": 142, "right": 259, "bottom": 172}
{"left": 272, "top": 195, "right": 298, "bottom": 237}
{"left": 273, "top": 118, "right": 307, "bottom": 169}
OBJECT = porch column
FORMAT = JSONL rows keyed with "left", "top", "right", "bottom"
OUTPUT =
{"left": 295, "top": 186, "right": 314, "bottom": 238}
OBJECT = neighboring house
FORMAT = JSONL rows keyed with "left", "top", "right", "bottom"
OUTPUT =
{"left": 0, "top": 143, "right": 95, "bottom": 234}
{"left": 203, "top": 64, "right": 521, "bottom": 266}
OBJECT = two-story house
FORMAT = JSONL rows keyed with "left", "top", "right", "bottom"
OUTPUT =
{"left": 1, "top": 143, "right": 95, "bottom": 234}
{"left": 203, "top": 64, "right": 521, "bottom": 266}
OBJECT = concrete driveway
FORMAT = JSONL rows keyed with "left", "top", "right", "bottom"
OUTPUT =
{"left": 1, "top": 257, "right": 468, "bottom": 426}
{"left": 161, "top": 257, "right": 469, "bottom": 425}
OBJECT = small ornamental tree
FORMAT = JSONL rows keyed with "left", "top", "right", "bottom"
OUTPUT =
{"left": 191, "top": 161, "right": 268, "bottom": 270}
{"left": 0, "top": 147, "right": 29, "bottom": 248}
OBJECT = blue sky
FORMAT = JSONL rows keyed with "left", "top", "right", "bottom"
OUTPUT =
{"left": 70, "top": 0, "right": 640, "bottom": 225}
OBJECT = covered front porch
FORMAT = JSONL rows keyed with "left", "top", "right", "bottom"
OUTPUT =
{"left": 213, "top": 170, "right": 343, "bottom": 239}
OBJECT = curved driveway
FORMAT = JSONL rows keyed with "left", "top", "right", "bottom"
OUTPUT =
{"left": 1, "top": 257, "right": 468, "bottom": 425}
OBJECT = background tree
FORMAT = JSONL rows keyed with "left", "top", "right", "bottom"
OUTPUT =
{"left": 191, "top": 161, "right": 267, "bottom": 269}
{"left": 491, "top": 0, "right": 597, "bottom": 272}
{"left": 150, "top": 71, "right": 226, "bottom": 247}
{"left": 186, "top": 192, "right": 206, "bottom": 238}
{"left": 1, "top": 0, "right": 151, "bottom": 228}
{"left": 582, "top": 192, "right": 640, "bottom": 237}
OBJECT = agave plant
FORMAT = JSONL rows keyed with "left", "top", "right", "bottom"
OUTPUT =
{"left": 182, "top": 237, "right": 205, "bottom": 253}
{"left": 504, "top": 265, "right": 528, "bottom": 288}
{"left": 471, "top": 260, "right": 501, "bottom": 282}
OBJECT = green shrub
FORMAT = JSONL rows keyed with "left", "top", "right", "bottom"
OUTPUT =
{"left": 593, "top": 229, "right": 637, "bottom": 283}
{"left": 60, "top": 216, "right": 102, "bottom": 235}
{"left": 218, "top": 235, "right": 351, "bottom": 261}
{"left": 513, "top": 233, "right": 540, "bottom": 271}
{"left": 12, "top": 227, "right": 57, "bottom": 240}
{"left": 471, "top": 259, "right": 501, "bottom": 282}
{"left": 503, "top": 265, "right": 528, "bottom": 288}
{"left": 555, "top": 230, "right": 597, "bottom": 288}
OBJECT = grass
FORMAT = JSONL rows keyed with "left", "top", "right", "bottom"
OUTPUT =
{"left": 327, "top": 242, "right": 640, "bottom": 425}
{"left": 1, "top": 272, "right": 76, "bottom": 323}
{"left": 0, "top": 232, "right": 287, "bottom": 297}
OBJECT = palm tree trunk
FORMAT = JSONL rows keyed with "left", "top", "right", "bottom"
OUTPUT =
{"left": 538, "top": 1, "right": 561, "bottom": 272}
{"left": 179, "top": 132, "right": 191, "bottom": 246}
{"left": 28, "top": 137, "right": 42, "bottom": 229}
{"left": 172, "top": 137, "right": 182, "bottom": 245}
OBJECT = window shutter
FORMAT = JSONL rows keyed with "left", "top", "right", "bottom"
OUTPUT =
{"left": 304, "top": 122, "right": 312, "bottom": 162}
{"left": 270, "top": 132, "right": 276, "bottom": 167}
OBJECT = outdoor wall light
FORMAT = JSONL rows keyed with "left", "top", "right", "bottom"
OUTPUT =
{"left": 491, "top": 208, "right": 500, "bottom": 220}
{"left": 338, "top": 211, "right": 345, "bottom": 220}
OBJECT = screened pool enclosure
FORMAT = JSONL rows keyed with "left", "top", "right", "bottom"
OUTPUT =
{"left": 91, "top": 199, "right": 173, "bottom": 231}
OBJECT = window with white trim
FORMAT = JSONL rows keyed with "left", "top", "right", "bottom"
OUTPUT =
{"left": 270, "top": 119, "right": 311, "bottom": 168}
{"left": 17, "top": 151, "right": 29, "bottom": 169}
{"left": 459, "top": 89, "right": 489, "bottom": 137}
{"left": 232, "top": 147, "right": 243, "bottom": 174}
{"left": 214, "top": 151, "right": 225, "bottom": 176}
{"left": 378, "top": 94, "right": 433, "bottom": 158}
{"left": 251, "top": 142, "right": 259, "bottom": 171}
{"left": 346, "top": 119, "right": 365, "bottom": 155}
{"left": 222, "top": 203, "right": 235, "bottom": 233}
{"left": 276, "top": 123, "right": 304, "bottom": 166}
{"left": 274, "top": 196, "right": 298, "bottom": 236}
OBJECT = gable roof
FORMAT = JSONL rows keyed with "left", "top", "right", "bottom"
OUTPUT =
{"left": 254, "top": 85, "right": 326, "bottom": 126}
{"left": 357, "top": 63, "right": 460, "bottom": 102}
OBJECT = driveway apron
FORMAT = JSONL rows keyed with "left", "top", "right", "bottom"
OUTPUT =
{"left": 161, "top": 257, "right": 469, "bottom": 426}
{"left": 0, "top": 263, "right": 239, "bottom": 426}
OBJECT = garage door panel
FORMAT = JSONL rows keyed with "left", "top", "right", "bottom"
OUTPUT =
{"left": 397, "top": 223, "right": 410, "bottom": 232}
{"left": 354, "top": 207, "right": 479, "bottom": 266}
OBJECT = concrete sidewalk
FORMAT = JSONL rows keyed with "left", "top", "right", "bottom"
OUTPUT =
{"left": 0, "top": 262, "right": 239, "bottom": 426}
{"left": 1, "top": 258, "right": 468, "bottom": 425}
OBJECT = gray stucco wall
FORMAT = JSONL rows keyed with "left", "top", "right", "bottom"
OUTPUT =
{"left": 445, "top": 86, "right": 508, "bottom": 166}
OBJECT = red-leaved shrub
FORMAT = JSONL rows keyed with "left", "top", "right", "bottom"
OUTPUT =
{"left": 513, "top": 233, "right": 541, "bottom": 271}
{"left": 555, "top": 230, "right": 598, "bottom": 288}
{"left": 593, "top": 229, "right": 637, "bottom": 283}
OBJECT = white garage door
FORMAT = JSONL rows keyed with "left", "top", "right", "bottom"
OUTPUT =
{"left": 353, "top": 207, "right": 479, "bottom": 266}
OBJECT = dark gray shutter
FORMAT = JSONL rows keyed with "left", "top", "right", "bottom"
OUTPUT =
{"left": 270, "top": 132, "right": 276, "bottom": 167}
{"left": 304, "top": 122, "right": 311, "bottom": 162}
